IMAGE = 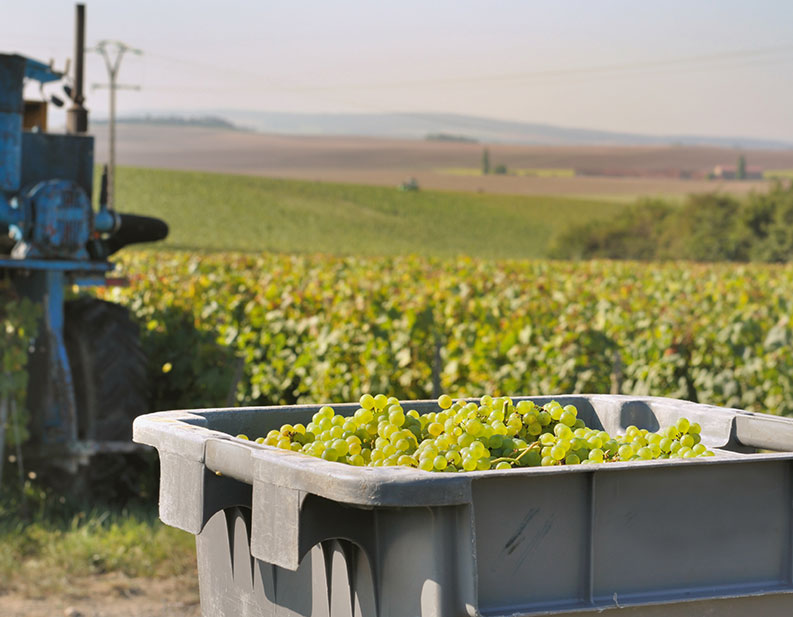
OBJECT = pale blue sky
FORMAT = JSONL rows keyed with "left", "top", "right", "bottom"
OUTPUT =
{"left": 4, "top": 0, "right": 793, "bottom": 140}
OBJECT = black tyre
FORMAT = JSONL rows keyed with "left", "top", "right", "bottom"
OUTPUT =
{"left": 64, "top": 297, "right": 149, "bottom": 442}
{"left": 61, "top": 297, "right": 155, "bottom": 504}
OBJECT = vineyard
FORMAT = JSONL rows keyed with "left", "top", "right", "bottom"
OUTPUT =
{"left": 75, "top": 252, "right": 793, "bottom": 418}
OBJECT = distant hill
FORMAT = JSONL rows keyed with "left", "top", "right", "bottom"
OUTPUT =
{"left": 192, "top": 110, "right": 793, "bottom": 150}
{"left": 94, "top": 114, "right": 248, "bottom": 131}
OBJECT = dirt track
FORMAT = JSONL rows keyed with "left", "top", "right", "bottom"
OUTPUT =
{"left": 92, "top": 125, "right": 790, "bottom": 199}
{"left": 2, "top": 573, "right": 200, "bottom": 617}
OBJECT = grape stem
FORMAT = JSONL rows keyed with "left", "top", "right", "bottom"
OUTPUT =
{"left": 490, "top": 441, "right": 541, "bottom": 466}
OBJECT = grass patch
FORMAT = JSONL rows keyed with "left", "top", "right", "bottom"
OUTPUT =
{"left": 513, "top": 168, "right": 576, "bottom": 178}
{"left": 765, "top": 169, "right": 793, "bottom": 180}
{"left": 115, "top": 166, "right": 623, "bottom": 257}
{"left": 0, "top": 485, "right": 195, "bottom": 596}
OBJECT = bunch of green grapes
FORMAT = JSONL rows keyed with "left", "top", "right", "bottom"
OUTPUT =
{"left": 235, "top": 394, "right": 715, "bottom": 472}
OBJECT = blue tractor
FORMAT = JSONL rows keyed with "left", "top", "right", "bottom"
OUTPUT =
{"left": 0, "top": 6, "right": 168, "bottom": 481}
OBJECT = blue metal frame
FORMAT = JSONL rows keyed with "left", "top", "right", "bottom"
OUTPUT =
{"left": 23, "top": 57, "right": 63, "bottom": 84}
{"left": 4, "top": 261, "right": 114, "bottom": 448}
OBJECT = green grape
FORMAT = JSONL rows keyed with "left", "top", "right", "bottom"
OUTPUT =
{"left": 649, "top": 444, "right": 661, "bottom": 458}
{"left": 464, "top": 418, "right": 484, "bottom": 436}
{"left": 586, "top": 436, "right": 603, "bottom": 449}
{"left": 495, "top": 461, "right": 512, "bottom": 470}
{"left": 565, "top": 453, "right": 581, "bottom": 465}
{"left": 420, "top": 444, "right": 439, "bottom": 460}
{"left": 524, "top": 450, "right": 542, "bottom": 467}
{"left": 559, "top": 412, "right": 576, "bottom": 427}
{"left": 446, "top": 451, "right": 462, "bottom": 466}
{"left": 462, "top": 456, "right": 477, "bottom": 471}
{"left": 389, "top": 410, "right": 405, "bottom": 426}
{"left": 328, "top": 438, "right": 346, "bottom": 456}
{"left": 588, "top": 448, "right": 604, "bottom": 463}
{"left": 418, "top": 458, "right": 434, "bottom": 471}
{"left": 354, "top": 408, "right": 373, "bottom": 424}
{"left": 570, "top": 438, "right": 586, "bottom": 450}
{"left": 427, "top": 422, "right": 443, "bottom": 437}
{"left": 540, "top": 433, "right": 556, "bottom": 446}
{"left": 470, "top": 440, "right": 487, "bottom": 457}
{"left": 438, "top": 394, "right": 453, "bottom": 409}
{"left": 342, "top": 419, "right": 357, "bottom": 433}
{"left": 553, "top": 424, "right": 572, "bottom": 439}
{"left": 618, "top": 445, "right": 634, "bottom": 460}
{"left": 395, "top": 438, "right": 411, "bottom": 452}
{"left": 550, "top": 445, "right": 567, "bottom": 461}
{"left": 456, "top": 433, "right": 474, "bottom": 447}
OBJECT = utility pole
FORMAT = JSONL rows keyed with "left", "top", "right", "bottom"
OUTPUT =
{"left": 89, "top": 40, "right": 141, "bottom": 209}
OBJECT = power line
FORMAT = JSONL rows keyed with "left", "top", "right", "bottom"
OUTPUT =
{"left": 144, "top": 43, "right": 793, "bottom": 94}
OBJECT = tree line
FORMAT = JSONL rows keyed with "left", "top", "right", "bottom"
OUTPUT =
{"left": 551, "top": 181, "right": 793, "bottom": 262}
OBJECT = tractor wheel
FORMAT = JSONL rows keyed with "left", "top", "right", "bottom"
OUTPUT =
{"left": 64, "top": 297, "right": 149, "bottom": 442}
{"left": 61, "top": 297, "right": 153, "bottom": 503}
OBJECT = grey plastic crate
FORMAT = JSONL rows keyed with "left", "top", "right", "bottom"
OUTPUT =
{"left": 133, "top": 395, "right": 793, "bottom": 617}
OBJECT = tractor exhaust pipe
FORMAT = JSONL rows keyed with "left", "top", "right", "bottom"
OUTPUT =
{"left": 66, "top": 3, "right": 88, "bottom": 134}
